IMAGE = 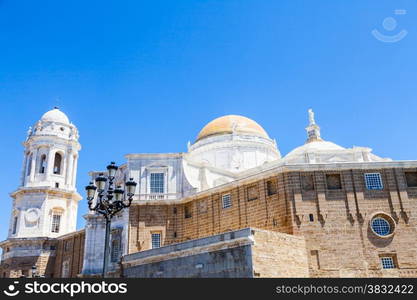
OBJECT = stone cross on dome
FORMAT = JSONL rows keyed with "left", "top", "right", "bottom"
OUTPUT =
{"left": 305, "top": 108, "right": 322, "bottom": 143}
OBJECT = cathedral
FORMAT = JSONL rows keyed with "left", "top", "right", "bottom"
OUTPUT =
{"left": 1, "top": 107, "right": 417, "bottom": 278}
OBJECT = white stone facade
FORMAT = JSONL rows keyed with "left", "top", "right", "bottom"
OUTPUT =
{"left": 1, "top": 108, "right": 395, "bottom": 277}
{"left": 82, "top": 110, "right": 393, "bottom": 276}
{"left": 8, "top": 108, "right": 82, "bottom": 239}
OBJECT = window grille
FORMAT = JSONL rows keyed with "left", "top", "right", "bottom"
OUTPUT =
{"left": 381, "top": 257, "right": 395, "bottom": 269}
{"left": 371, "top": 217, "right": 391, "bottom": 236}
{"left": 222, "top": 194, "right": 232, "bottom": 209}
{"left": 51, "top": 214, "right": 61, "bottom": 233}
{"left": 364, "top": 173, "right": 384, "bottom": 190}
{"left": 150, "top": 173, "right": 165, "bottom": 194}
{"left": 152, "top": 233, "right": 161, "bottom": 249}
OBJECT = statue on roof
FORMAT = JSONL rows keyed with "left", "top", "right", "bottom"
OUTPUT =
{"left": 306, "top": 109, "right": 322, "bottom": 143}
{"left": 308, "top": 108, "right": 316, "bottom": 125}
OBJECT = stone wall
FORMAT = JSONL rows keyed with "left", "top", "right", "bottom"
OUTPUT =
{"left": 38, "top": 165, "right": 417, "bottom": 278}
{"left": 128, "top": 175, "right": 293, "bottom": 254}
{"left": 122, "top": 228, "right": 308, "bottom": 278}
{"left": 251, "top": 229, "right": 309, "bottom": 278}
{"left": 0, "top": 238, "right": 57, "bottom": 278}
{"left": 127, "top": 166, "right": 417, "bottom": 278}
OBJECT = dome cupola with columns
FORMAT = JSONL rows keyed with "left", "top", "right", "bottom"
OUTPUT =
{"left": 183, "top": 115, "right": 280, "bottom": 191}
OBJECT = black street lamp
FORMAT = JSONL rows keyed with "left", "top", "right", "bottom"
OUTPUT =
{"left": 85, "top": 162, "right": 137, "bottom": 278}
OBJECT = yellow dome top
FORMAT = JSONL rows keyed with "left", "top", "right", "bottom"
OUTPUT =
{"left": 196, "top": 115, "right": 269, "bottom": 141}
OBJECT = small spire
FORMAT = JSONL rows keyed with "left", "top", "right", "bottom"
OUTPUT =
{"left": 305, "top": 108, "right": 322, "bottom": 143}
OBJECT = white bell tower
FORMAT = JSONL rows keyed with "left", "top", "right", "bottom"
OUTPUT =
{"left": 8, "top": 107, "right": 82, "bottom": 239}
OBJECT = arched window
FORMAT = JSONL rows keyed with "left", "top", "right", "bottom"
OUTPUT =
{"left": 54, "top": 153, "right": 62, "bottom": 175}
{"left": 39, "top": 154, "right": 47, "bottom": 174}
{"left": 27, "top": 153, "right": 33, "bottom": 176}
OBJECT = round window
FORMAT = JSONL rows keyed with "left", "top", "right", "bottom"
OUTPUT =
{"left": 370, "top": 214, "right": 395, "bottom": 237}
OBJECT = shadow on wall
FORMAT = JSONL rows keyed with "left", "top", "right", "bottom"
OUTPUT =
{"left": 367, "top": 226, "right": 394, "bottom": 248}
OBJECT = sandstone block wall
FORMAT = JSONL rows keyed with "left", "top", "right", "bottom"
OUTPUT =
{"left": 123, "top": 228, "right": 308, "bottom": 278}
{"left": 251, "top": 229, "right": 309, "bottom": 278}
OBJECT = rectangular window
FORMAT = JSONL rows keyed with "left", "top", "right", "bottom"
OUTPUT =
{"left": 111, "top": 239, "right": 121, "bottom": 262}
{"left": 51, "top": 214, "right": 61, "bottom": 233}
{"left": 405, "top": 172, "right": 417, "bottom": 188}
{"left": 150, "top": 173, "right": 165, "bottom": 194}
{"left": 198, "top": 199, "right": 208, "bottom": 214}
{"left": 61, "top": 260, "right": 70, "bottom": 278}
{"left": 64, "top": 241, "right": 70, "bottom": 252}
{"left": 12, "top": 216, "right": 18, "bottom": 235}
{"left": 247, "top": 186, "right": 258, "bottom": 201}
{"left": 222, "top": 194, "right": 232, "bottom": 209}
{"left": 326, "top": 174, "right": 342, "bottom": 190}
{"left": 381, "top": 257, "right": 396, "bottom": 269}
{"left": 266, "top": 180, "right": 277, "bottom": 196}
{"left": 364, "top": 173, "right": 384, "bottom": 190}
{"left": 151, "top": 233, "right": 161, "bottom": 249}
{"left": 301, "top": 175, "right": 315, "bottom": 191}
{"left": 184, "top": 204, "right": 192, "bottom": 219}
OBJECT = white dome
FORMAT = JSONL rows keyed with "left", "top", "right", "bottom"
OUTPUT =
{"left": 41, "top": 108, "right": 70, "bottom": 124}
{"left": 285, "top": 140, "right": 345, "bottom": 159}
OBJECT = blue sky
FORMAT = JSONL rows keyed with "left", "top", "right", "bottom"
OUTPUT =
{"left": 0, "top": 0, "right": 416, "bottom": 241}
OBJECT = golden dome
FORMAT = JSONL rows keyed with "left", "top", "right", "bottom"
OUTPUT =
{"left": 196, "top": 115, "right": 269, "bottom": 141}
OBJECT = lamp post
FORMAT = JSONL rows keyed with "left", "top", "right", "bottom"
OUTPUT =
{"left": 85, "top": 162, "right": 137, "bottom": 278}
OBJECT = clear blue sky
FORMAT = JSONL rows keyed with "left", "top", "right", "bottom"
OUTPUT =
{"left": 1, "top": 0, "right": 416, "bottom": 241}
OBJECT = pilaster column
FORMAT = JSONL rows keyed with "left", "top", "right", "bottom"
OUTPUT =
{"left": 46, "top": 147, "right": 55, "bottom": 181}
{"left": 66, "top": 150, "right": 74, "bottom": 186}
{"left": 71, "top": 155, "right": 78, "bottom": 187}
{"left": 20, "top": 151, "right": 28, "bottom": 186}
{"left": 29, "top": 147, "right": 38, "bottom": 183}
